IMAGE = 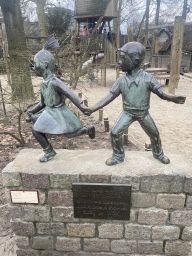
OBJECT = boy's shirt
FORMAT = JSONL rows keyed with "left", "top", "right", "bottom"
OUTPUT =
{"left": 110, "top": 70, "right": 161, "bottom": 111}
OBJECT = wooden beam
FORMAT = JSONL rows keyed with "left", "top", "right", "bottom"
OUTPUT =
{"left": 169, "top": 16, "right": 185, "bottom": 94}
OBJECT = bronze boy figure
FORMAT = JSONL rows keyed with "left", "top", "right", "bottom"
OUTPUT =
{"left": 27, "top": 35, "right": 95, "bottom": 162}
{"left": 86, "top": 42, "right": 186, "bottom": 166}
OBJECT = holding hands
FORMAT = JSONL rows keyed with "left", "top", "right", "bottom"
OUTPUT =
{"left": 79, "top": 103, "right": 93, "bottom": 116}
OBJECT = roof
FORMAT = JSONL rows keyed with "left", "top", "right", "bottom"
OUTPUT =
{"left": 74, "top": 0, "right": 117, "bottom": 20}
{"left": 148, "top": 22, "right": 192, "bottom": 52}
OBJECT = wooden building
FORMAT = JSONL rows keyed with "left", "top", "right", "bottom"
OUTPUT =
{"left": 74, "top": 0, "right": 117, "bottom": 36}
{"left": 145, "top": 23, "right": 192, "bottom": 72}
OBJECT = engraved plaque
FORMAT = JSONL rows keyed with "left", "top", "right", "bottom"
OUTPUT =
{"left": 72, "top": 183, "right": 131, "bottom": 220}
{"left": 10, "top": 190, "right": 39, "bottom": 204}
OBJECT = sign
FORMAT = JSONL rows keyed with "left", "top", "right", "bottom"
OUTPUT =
{"left": 72, "top": 183, "right": 131, "bottom": 220}
{"left": 10, "top": 190, "right": 39, "bottom": 204}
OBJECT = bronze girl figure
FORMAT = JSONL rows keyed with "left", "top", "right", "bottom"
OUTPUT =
{"left": 27, "top": 35, "right": 95, "bottom": 162}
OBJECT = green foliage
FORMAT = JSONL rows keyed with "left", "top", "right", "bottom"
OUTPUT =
{"left": 46, "top": 7, "right": 73, "bottom": 37}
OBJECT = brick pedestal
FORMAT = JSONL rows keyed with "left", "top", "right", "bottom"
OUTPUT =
{"left": 2, "top": 149, "right": 192, "bottom": 256}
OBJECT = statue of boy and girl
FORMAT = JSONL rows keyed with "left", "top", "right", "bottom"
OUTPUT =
{"left": 27, "top": 35, "right": 186, "bottom": 165}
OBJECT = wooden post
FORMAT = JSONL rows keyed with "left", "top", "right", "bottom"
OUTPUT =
{"left": 78, "top": 92, "right": 82, "bottom": 99}
{"left": 169, "top": 16, "right": 185, "bottom": 94}
{"left": 83, "top": 99, "right": 88, "bottom": 107}
{"left": 149, "top": 31, "right": 155, "bottom": 64}
{"left": 127, "top": 26, "right": 133, "bottom": 42}
{"left": 154, "top": 30, "right": 159, "bottom": 68}
{"left": 104, "top": 118, "right": 109, "bottom": 132}
{"left": 123, "top": 128, "right": 128, "bottom": 145}
{"left": 99, "top": 109, "right": 103, "bottom": 121}
{"left": 116, "top": 66, "right": 120, "bottom": 79}
{"left": 103, "top": 65, "right": 106, "bottom": 87}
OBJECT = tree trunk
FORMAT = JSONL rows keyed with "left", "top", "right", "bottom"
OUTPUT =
{"left": 114, "top": 0, "right": 122, "bottom": 79}
{"left": 137, "top": 11, "right": 146, "bottom": 42}
{"left": 144, "top": 0, "right": 150, "bottom": 48}
{"left": 155, "top": 0, "right": 161, "bottom": 25}
{"left": 35, "top": 0, "right": 48, "bottom": 40}
{"left": 1, "top": 0, "right": 34, "bottom": 99}
{"left": 182, "top": 0, "right": 188, "bottom": 19}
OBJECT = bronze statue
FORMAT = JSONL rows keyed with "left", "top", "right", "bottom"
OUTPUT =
{"left": 85, "top": 42, "right": 186, "bottom": 166}
{"left": 26, "top": 35, "right": 95, "bottom": 162}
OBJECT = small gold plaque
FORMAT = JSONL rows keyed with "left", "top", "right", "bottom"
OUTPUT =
{"left": 10, "top": 190, "right": 39, "bottom": 204}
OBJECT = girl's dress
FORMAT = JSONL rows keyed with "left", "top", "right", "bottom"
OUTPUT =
{"left": 33, "top": 75, "right": 83, "bottom": 134}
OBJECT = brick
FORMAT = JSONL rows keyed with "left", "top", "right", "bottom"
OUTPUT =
{"left": 56, "top": 237, "right": 81, "bottom": 252}
{"left": 11, "top": 221, "right": 35, "bottom": 236}
{"left": 137, "top": 241, "right": 163, "bottom": 255}
{"left": 38, "top": 191, "right": 46, "bottom": 204}
{"left": 80, "top": 174, "right": 110, "bottom": 183}
{"left": 184, "top": 177, "right": 192, "bottom": 193}
{"left": 138, "top": 208, "right": 168, "bottom": 225}
{"left": 141, "top": 175, "right": 184, "bottom": 193}
{"left": 16, "top": 249, "right": 40, "bottom": 256}
{"left": 15, "top": 236, "right": 30, "bottom": 248}
{"left": 67, "top": 223, "right": 95, "bottom": 237}
{"left": 98, "top": 224, "right": 123, "bottom": 238}
{"left": 52, "top": 206, "right": 78, "bottom": 222}
{"left": 48, "top": 190, "right": 73, "bottom": 206}
{"left": 125, "top": 224, "right": 151, "bottom": 240}
{"left": 152, "top": 225, "right": 180, "bottom": 240}
{"left": 156, "top": 194, "right": 185, "bottom": 209}
{"left": 22, "top": 173, "right": 49, "bottom": 189}
{"left": 8, "top": 205, "right": 23, "bottom": 220}
{"left": 182, "top": 227, "right": 192, "bottom": 240}
{"left": 186, "top": 196, "right": 192, "bottom": 209}
{"left": 37, "top": 223, "right": 66, "bottom": 235}
{"left": 40, "top": 252, "right": 54, "bottom": 256}
{"left": 111, "top": 240, "right": 137, "bottom": 254}
{"left": 111, "top": 175, "right": 140, "bottom": 191}
{"left": 50, "top": 174, "right": 79, "bottom": 189}
{"left": 3, "top": 172, "right": 21, "bottom": 187}
{"left": 165, "top": 241, "right": 192, "bottom": 256}
{"left": 67, "top": 254, "right": 115, "bottom": 256}
{"left": 40, "top": 252, "right": 66, "bottom": 256}
{"left": 32, "top": 236, "right": 54, "bottom": 250}
{"left": 40, "top": 252, "right": 65, "bottom": 256}
{"left": 23, "top": 205, "right": 50, "bottom": 222}
{"left": 170, "top": 210, "right": 192, "bottom": 225}
{"left": 132, "top": 193, "right": 156, "bottom": 208}
{"left": 84, "top": 238, "right": 110, "bottom": 252}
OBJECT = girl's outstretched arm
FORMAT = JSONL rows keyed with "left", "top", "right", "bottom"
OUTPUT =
{"left": 52, "top": 78, "right": 88, "bottom": 112}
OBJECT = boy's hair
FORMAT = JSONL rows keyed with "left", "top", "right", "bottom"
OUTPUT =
{"left": 34, "top": 50, "right": 55, "bottom": 71}
{"left": 120, "top": 42, "right": 145, "bottom": 65}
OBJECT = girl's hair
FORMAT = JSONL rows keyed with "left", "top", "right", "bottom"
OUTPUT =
{"left": 34, "top": 34, "right": 59, "bottom": 71}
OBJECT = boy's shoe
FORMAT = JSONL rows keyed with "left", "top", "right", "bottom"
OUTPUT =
{"left": 105, "top": 158, "right": 124, "bottom": 166}
{"left": 40, "top": 145, "right": 57, "bottom": 162}
{"left": 155, "top": 154, "right": 170, "bottom": 164}
{"left": 87, "top": 126, "right": 95, "bottom": 139}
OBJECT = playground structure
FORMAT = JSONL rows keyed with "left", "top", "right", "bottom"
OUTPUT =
{"left": 72, "top": 0, "right": 119, "bottom": 86}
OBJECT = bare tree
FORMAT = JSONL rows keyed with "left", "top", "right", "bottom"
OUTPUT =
{"left": 0, "top": 0, "right": 34, "bottom": 99}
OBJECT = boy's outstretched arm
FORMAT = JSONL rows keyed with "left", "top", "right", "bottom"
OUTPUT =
{"left": 155, "top": 87, "right": 186, "bottom": 104}
{"left": 90, "top": 92, "right": 117, "bottom": 113}
{"left": 87, "top": 77, "right": 122, "bottom": 114}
